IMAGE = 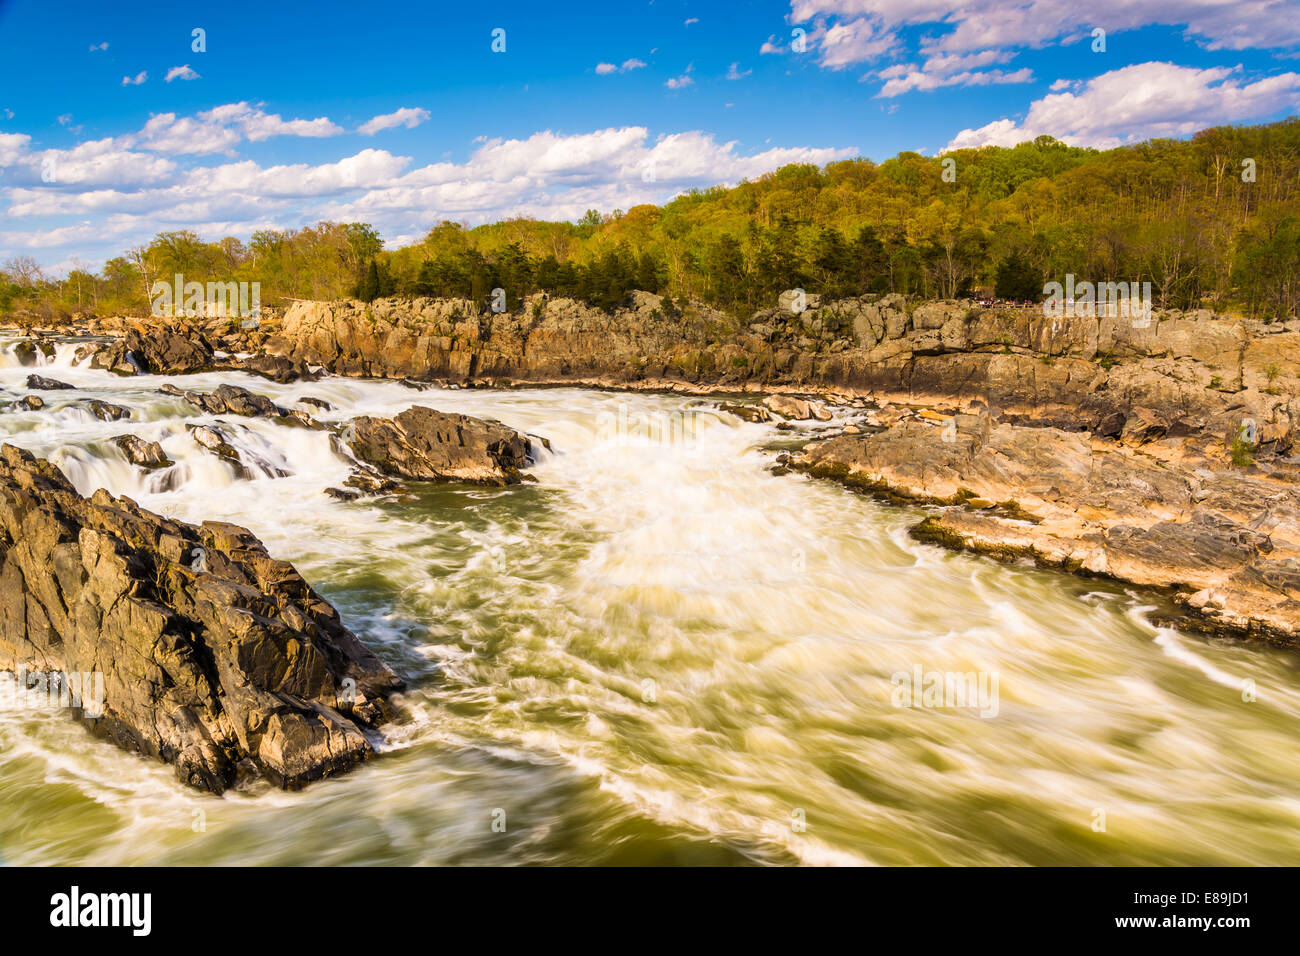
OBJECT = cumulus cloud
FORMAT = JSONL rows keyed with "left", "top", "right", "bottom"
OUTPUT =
{"left": 130, "top": 102, "right": 344, "bottom": 155}
{"left": 165, "top": 65, "right": 201, "bottom": 82}
{"left": 945, "top": 61, "right": 1300, "bottom": 150}
{"left": 0, "top": 124, "right": 855, "bottom": 265}
{"left": 358, "top": 107, "right": 431, "bottom": 135}
{"left": 819, "top": 16, "right": 898, "bottom": 69}
{"left": 315, "top": 127, "right": 854, "bottom": 230}
{"left": 89, "top": 42, "right": 108, "bottom": 52}
{"left": 788, "top": 1, "right": 1300, "bottom": 62}
{"left": 121, "top": 71, "right": 147, "bottom": 86}
{"left": 727, "top": 62, "right": 752, "bottom": 80}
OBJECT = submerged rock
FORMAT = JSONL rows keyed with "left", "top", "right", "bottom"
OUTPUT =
{"left": 187, "top": 422, "right": 290, "bottom": 479}
{"left": 346, "top": 405, "right": 535, "bottom": 486}
{"left": 0, "top": 444, "right": 403, "bottom": 793}
{"left": 87, "top": 400, "right": 131, "bottom": 421}
{"left": 718, "top": 402, "right": 771, "bottom": 423}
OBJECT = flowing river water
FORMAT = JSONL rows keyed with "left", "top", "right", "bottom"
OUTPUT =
{"left": 1, "top": 334, "right": 1298, "bottom": 866}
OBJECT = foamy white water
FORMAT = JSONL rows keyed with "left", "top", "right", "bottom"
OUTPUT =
{"left": 1, "top": 333, "right": 1298, "bottom": 866}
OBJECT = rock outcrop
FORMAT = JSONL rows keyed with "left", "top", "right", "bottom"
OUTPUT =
{"left": 345, "top": 405, "right": 535, "bottom": 486}
{"left": 0, "top": 444, "right": 403, "bottom": 793}
{"left": 789, "top": 411, "right": 1300, "bottom": 643}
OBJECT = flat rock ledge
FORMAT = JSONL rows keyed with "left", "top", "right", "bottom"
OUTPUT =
{"left": 0, "top": 444, "right": 404, "bottom": 793}
{"left": 788, "top": 414, "right": 1300, "bottom": 645}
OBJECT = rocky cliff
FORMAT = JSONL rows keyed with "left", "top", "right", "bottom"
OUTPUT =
{"left": 262, "top": 293, "right": 1300, "bottom": 449}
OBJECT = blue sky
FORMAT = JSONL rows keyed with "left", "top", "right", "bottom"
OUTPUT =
{"left": 1, "top": 0, "right": 1298, "bottom": 270}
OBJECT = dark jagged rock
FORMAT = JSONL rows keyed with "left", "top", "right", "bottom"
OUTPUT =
{"left": 346, "top": 405, "right": 535, "bottom": 486}
{"left": 25, "top": 374, "right": 74, "bottom": 391}
{"left": 87, "top": 400, "right": 131, "bottom": 421}
{"left": 125, "top": 326, "right": 215, "bottom": 374}
{"left": 183, "top": 383, "right": 286, "bottom": 418}
{"left": 112, "top": 434, "right": 173, "bottom": 469}
{"left": 17, "top": 395, "right": 44, "bottom": 411}
{"left": 0, "top": 444, "right": 403, "bottom": 793}
{"left": 298, "top": 396, "right": 333, "bottom": 411}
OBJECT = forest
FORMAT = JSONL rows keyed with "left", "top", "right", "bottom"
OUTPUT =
{"left": 3, "top": 118, "right": 1298, "bottom": 322}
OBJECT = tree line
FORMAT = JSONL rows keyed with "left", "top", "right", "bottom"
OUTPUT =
{"left": 3, "top": 118, "right": 1298, "bottom": 323}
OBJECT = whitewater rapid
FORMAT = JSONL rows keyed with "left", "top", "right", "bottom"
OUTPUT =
{"left": 1, "top": 333, "right": 1298, "bottom": 866}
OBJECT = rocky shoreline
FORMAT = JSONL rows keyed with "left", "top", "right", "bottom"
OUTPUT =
{"left": 6, "top": 290, "right": 1299, "bottom": 689}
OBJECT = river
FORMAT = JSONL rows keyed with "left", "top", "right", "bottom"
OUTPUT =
{"left": 1, "top": 334, "right": 1298, "bottom": 866}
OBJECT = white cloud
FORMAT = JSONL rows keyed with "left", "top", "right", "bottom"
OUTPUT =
{"left": 165, "top": 65, "right": 201, "bottom": 82}
{"left": 1, "top": 122, "right": 855, "bottom": 265}
{"left": 597, "top": 59, "right": 647, "bottom": 75}
{"left": 121, "top": 71, "right": 147, "bottom": 86}
{"left": 358, "top": 107, "right": 431, "bottom": 135}
{"left": 130, "top": 102, "right": 344, "bottom": 155}
{"left": 666, "top": 74, "right": 694, "bottom": 89}
{"left": 789, "top": 1, "right": 1300, "bottom": 61}
{"left": 316, "top": 126, "right": 854, "bottom": 233}
{"left": 0, "top": 132, "right": 31, "bottom": 165}
{"left": 727, "top": 62, "right": 752, "bottom": 80}
{"left": 878, "top": 66, "right": 1033, "bottom": 96}
{"left": 685, "top": 17, "right": 699, "bottom": 26}
{"left": 760, "top": 34, "right": 782, "bottom": 55}
{"left": 945, "top": 61, "right": 1300, "bottom": 150}
{"left": 819, "top": 17, "right": 898, "bottom": 69}
{"left": 89, "top": 42, "right": 108, "bottom": 52}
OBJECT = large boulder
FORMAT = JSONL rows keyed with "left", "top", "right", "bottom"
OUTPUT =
{"left": 124, "top": 325, "right": 215, "bottom": 374}
{"left": 0, "top": 444, "right": 403, "bottom": 793}
{"left": 346, "top": 405, "right": 535, "bottom": 485}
